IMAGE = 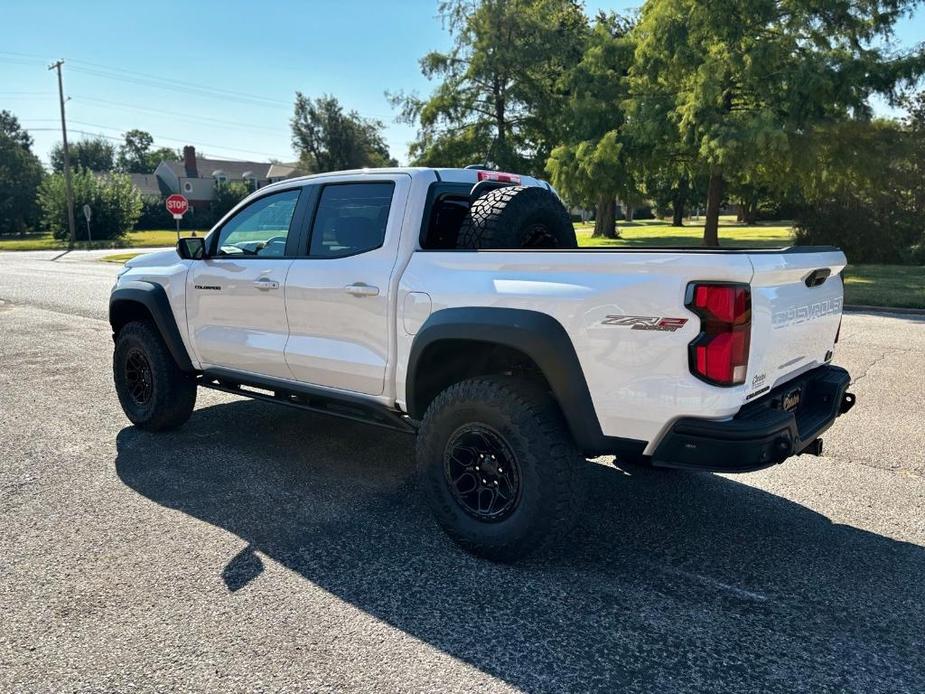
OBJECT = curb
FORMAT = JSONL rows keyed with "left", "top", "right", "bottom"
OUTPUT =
{"left": 844, "top": 304, "right": 925, "bottom": 316}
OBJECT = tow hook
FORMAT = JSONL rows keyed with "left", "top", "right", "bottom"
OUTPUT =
{"left": 840, "top": 392, "right": 856, "bottom": 414}
{"left": 803, "top": 438, "right": 824, "bottom": 457}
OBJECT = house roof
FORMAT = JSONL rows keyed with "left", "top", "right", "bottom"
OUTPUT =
{"left": 93, "top": 171, "right": 167, "bottom": 197}
{"left": 128, "top": 173, "right": 168, "bottom": 197}
{"left": 163, "top": 157, "right": 301, "bottom": 181}
{"left": 267, "top": 163, "right": 300, "bottom": 179}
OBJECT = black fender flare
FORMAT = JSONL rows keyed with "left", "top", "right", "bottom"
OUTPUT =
{"left": 109, "top": 280, "right": 195, "bottom": 372}
{"left": 406, "top": 307, "right": 645, "bottom": 456}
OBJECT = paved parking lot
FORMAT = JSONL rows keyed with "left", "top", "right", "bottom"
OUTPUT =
{"left": 1, "top": 251, "right": 923, "bottom": 692}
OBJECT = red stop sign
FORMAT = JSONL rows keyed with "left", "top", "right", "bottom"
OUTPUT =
{"left": 165, "top": 194, "right": 189, "bottom": 217}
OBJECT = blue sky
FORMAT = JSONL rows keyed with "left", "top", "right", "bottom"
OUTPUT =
{"left": 1, "top": 0, "right": 922, "bottom": 167}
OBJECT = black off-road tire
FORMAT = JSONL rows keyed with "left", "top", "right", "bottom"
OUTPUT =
{"left": 113, "top": 320, "right": 196, "bottom": 431}
{"left": 457, "top": 185, "right": 578, "bottom": 249}
{"left": 416, "top": 376, "right": 584, "bottom": 561}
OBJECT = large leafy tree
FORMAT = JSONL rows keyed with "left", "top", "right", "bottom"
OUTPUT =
{"left": 0, "top": 110, "right": 45, "bottom": 235}
{"left": 291, "top": 93, "right": 395, "bottom": 173}
{"left": 547, "top": 13, "right": 636, "bottom": 238}
{"left": 630, "top": 0, "right": 925, "bottom": 246}
{"left": 393, "top": 0, "right": 587, "bottom": 174}
{"left": 117, "top": 129, "right": 176, "bottom": 173}
{"left": 50, "top": 135, "right": 115, "bottom": 173}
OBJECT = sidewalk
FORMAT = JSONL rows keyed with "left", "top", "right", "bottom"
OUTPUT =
{"left": 0, "top": 247, "right": 174, "bottom": 263}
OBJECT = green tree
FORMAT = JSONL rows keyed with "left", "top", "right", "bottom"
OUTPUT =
{"left": 117, "top": 129, "right": 153, "bottom": 172}
{"left": 901, "top": 90, "right": 925, "bottom": 243}
{"left": 117, "top": 129, "right": 176, "bottom": 173}
{"left": 211, "top": 180, "right": 251, "bottom": 220}
{"left": 546, "top": 12, "right": 636, "bottom": 238}
{"left": 640, "top": 166, "right": 707, "bottom": 226}
{"left": 291, "top": 93, "right": 395, "bottom": 173}
{"left": 50, "top": 136, "right": 115, "bottom": 173}
{"left": 392, "top": 0, "right": 588, "bottom": 174}
{"left": 0, "top": 110, "right": 45, "bottom": 235}
{"left": 38, "top": 169, "right": 141, "bottom": 241}
{"left": 794, "top": 116, "right": 925, "bottom": 263}
{"left": 629, "top": 0, "right": 925, "bottom": 245}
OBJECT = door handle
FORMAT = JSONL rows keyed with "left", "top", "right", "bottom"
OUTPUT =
{"left": 253, "top": 278, "right": 280, "bottom": 290}
{"left": 344, "top": 283, "right": 379, "bottom": 297}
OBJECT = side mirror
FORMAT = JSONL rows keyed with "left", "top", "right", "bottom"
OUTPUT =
{"left": 177, "top": 236, "right": 206, "bottom": 260}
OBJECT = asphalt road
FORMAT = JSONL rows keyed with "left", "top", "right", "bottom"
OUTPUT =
{"left": 1, "top": 250, "right": 923, "bottom": 692}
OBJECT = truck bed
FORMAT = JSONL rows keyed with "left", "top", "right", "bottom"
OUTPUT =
{"left": 398, "top": 246, "right": 846, "bottom": 452}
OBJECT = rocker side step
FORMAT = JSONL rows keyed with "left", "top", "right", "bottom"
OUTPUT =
{"left": 198, "top": 368, "right": 417, "bottom": 434}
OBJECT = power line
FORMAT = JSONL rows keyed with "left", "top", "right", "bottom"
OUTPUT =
{"left": 70, "top": 95, "right": 291, "bottom": 135}
{"left": 67, "top": 58, "right": 293, "bottom": 107}
{"left": 11, "top": 52, "right": 398, "bottom": 162}
{"left": 66, "top": 120, "right": 288, "bottom": 159}
{"left": 68, "top": 65, "right": 292, "bottom": 109}
{"left": 24, "top": 127, "right": 289, "bottom": 164}
{"left": 0, "top": 55, "right": 46, "bottom": 67}
{"left": 4, "top": 51, "right": 396, "bottom": 124}
{"left": 29, "top": 118, "right": 289, "bottom": 161}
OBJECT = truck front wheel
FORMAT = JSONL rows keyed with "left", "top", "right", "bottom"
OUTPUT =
{"left": 113, "top": 320, "right": 196, "bottom": 431}
{"left": 416, "top": 376, "right": 583, "bottom": 561}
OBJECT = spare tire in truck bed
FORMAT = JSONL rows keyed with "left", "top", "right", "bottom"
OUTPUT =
{"left": 456, "top": 185, "right": 578, "bottom": 249}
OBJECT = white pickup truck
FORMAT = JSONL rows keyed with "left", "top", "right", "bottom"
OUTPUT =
{"left": 110, "top": 167, "right": 855, "bottom": 560}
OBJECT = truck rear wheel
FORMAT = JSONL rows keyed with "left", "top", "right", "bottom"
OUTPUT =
{"left": 113, "top": 320, "right": 196, "bottom": 431}
{"left": 416, "top": 376, "right": 583, "bottom": 561}
{"left": 457, "top": 185, "right": 578, "bottom": 249}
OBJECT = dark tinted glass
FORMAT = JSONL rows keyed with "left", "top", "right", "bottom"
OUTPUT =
{"left": 309, "top": 183, "right": 394, "bottom": 257}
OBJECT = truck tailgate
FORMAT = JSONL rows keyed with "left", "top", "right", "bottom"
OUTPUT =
{"left": 746, "top": 249, "right": 847, "bottom": 398}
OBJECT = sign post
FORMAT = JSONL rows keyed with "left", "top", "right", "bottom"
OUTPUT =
{"left": 81, "top": 204, "right": 92, "bottom": 244}
{"left": 165, "top": 194, "right": 190, "bottom": 241}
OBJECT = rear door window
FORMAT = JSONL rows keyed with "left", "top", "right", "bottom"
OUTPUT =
{"left": 308, "top": 183, "right": 395, "bottom": 258}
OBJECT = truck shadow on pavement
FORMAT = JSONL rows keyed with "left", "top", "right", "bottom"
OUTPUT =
{"left": 115, "top": 400, "right": 924, "bottom": 692}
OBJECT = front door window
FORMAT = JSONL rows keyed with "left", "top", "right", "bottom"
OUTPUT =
{"left": 215, "top": 189, "right": 300, "bottom": 257}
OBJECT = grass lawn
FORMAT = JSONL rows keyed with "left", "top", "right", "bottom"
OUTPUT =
{"left": 0, "top": 234, "right": 69, "bottom": 251}
{"left": 99, "top": 252, "right": 144, "bottom": 264}
{"left": 0, "top": 229, "right": 200, "bottom": 252}
{"left": 575, "top": 216, "right": 795, "bottom": 248}
{"left": 842, "top": 265, "right": 925, "bottom": 310}
{"left": 574, "top": 218, "right": 924, "bottom": 309}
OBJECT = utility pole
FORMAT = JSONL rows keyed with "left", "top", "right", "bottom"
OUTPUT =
{"left": 49, "top": 59, "right": 76, "bottom": 247}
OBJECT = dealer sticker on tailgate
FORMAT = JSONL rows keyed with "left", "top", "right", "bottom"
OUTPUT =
{"left": 782, "top": 388, "right": 802, "bottom": 412}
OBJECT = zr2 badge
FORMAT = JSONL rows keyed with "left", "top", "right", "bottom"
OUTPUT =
{"left": 602, "top": 315, "right": 689, "bottom": 332}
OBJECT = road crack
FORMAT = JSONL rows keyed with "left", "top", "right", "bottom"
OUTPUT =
{"left": 850, "top": 347, "right": 913, "bottom": 386}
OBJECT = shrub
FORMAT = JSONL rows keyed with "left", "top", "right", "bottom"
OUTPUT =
{"left": 212, "top": 181, "right": 251, "bottom": 220}
{"left": 794, "top": 198, "right": 924, "bottom": 264}
{"left": 135, "top": 194, "right": 174, "bottom": 230}
{"left": 38, "top": 169, "right": 142, "bottom": 241}
{"left": 793, "top": 119, "right": 924, "bottom": 264}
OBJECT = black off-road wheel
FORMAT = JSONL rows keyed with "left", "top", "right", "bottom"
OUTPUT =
{"left": 457, "top": 185, "right": 578, "bottom": 249}
{"left": 416, "top": 376, "right": 584, "bottom": 561}
{"left": 113, "top": 320, "right": 196, "bottom": 431}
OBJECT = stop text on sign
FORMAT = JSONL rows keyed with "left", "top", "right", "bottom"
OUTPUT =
{"left": 165, "top": 194, "right": 189, "bottom": 217}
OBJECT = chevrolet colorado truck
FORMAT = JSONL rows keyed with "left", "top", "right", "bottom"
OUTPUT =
{"left": 110, "top": 167, "right": 855, "bottom": 560}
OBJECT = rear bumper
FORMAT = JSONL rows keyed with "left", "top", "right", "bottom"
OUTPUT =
{"left": 652, "top": 365, "right": 855, "bottom": 472}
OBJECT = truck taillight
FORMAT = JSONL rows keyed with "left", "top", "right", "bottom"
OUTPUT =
{"left": 477, "top": 170, "right": 521, "bottom": 184}
{"left": 686, "top": 283, "right": 751, "bottom": 387}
